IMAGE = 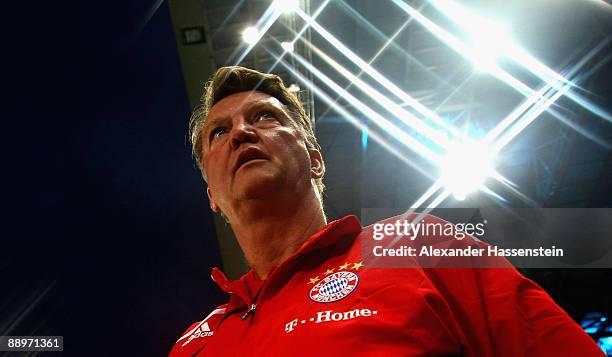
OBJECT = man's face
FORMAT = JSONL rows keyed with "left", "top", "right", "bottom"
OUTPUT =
{"left": 201, "top": 91, "right": 323, "bottom": 218}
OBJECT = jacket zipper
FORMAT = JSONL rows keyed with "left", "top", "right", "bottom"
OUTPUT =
{"left": 225, "top": 226, "right": 351, "bottom": 322}
{"left": 241, "top": 304, "right": 257, "bottom": 320}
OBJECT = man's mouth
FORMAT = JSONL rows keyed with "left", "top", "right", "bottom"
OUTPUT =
{"left": 234, "top": 147, "right": 268, "bottom": 173}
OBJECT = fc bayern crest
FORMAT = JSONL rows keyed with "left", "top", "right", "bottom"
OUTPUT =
{"left": 309, "top": 271, "right": 359, "bottom": 303}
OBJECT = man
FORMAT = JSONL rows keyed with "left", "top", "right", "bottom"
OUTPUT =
{"left": 169, "top": 66, "right": 603, "bottom": 356}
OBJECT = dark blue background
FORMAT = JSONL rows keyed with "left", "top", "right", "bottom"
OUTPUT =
{"left": 3, "top": 1, "right": 224, "bottom": 355}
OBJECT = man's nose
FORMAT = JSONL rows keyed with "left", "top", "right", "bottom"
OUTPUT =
{"left": 229, "top": 121, "right": 258, "bottom": 149}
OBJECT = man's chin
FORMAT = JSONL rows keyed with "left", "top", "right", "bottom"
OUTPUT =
{"left": 232, "top": 171, "right": 282, "bottom": 199}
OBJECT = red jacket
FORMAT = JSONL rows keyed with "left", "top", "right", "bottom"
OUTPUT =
{"left": 169, "top": 215, "right": 603, "bottom": 356}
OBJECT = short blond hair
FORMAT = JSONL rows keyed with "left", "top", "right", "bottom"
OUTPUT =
{"left": 189, "top": 66, "right": 324, "bottom": 197}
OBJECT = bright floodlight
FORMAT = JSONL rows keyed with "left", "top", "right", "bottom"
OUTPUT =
{"left": 281, "top": 41, "right": 294, "bottom": 52}
{"left": 272, "top": 0, "right": 299, "bottom": 14}
{"left": 467, "top": 21, "right": 514, "bottom": 71}
{"left": 242, "top": 27, "right": 260, "bottom": 44}
{"left": 440, "top": 140, "right": 494, "bottom": 200}
{"left": 465, "top": 18, "right": 514, "bottom": 72}
{"left": 426, "top": 0, "right": 516, "bottom": 73}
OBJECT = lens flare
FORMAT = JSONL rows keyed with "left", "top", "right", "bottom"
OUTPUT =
{"left": 241, "top": 26, "right": 260, "bottom": 44}
{"left": 440, "top": 140, "right": 495, "bottom": 200}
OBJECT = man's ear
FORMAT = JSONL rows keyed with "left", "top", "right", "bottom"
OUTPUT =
{"left": 309, "top": 149, "right": 325, "bottom": 179}
{"left": 206, "top": 187, "right": 221, "bottom": 212}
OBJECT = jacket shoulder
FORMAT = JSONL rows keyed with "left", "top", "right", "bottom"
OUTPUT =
{"left": 168, "top": 305, "right": 228, "bottom": 357}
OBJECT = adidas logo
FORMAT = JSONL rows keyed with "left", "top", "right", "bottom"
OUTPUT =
{"left": 181, "top": 322, "right": 214, "bottom": 347}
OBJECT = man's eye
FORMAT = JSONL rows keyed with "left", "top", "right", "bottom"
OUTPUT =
{"left": 211, "top": 127, "right": 227, "bottom": 139}
{"left": 255, "top": 111, "right": 275, "bottom": 121}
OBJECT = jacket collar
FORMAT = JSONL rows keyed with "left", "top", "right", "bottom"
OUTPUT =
{"left": 211, "top": 215, "right": 362, "bottom": 308}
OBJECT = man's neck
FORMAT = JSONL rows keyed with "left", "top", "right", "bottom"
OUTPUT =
{"left": 229, "top": 192, "right": 327, "bottom": 280}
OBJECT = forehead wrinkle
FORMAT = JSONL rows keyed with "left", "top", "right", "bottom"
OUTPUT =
{"left": 243, "top": 97, "right": 286, "bottom": 114}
